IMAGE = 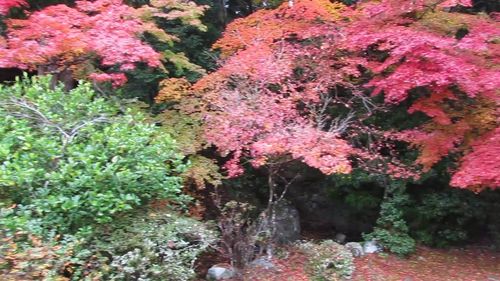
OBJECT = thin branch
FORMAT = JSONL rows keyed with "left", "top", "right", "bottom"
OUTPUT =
{"left": 276, "top": 173, "right": 299, "bottom": 203}
{"left": 329, "top": 110, "right": 355, "bottom": 134}
{"left": 2, "top": 97, "right": 109, "bottom": 151}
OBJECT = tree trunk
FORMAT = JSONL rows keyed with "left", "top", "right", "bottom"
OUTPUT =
{"left": 37, "top": 65, "right": 75, "bottom": 91}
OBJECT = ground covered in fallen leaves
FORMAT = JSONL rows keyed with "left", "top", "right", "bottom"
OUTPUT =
{"left": 241, "top": 250, "right": 310, "bottom": 281}
{"left": 353, "top": 246, "right": 500, "bottom": 281}
{"left": 218, "top": 246, "right": 500, "bottom": 281}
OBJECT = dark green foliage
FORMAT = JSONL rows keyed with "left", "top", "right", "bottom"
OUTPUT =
{"left": 116, "top": 65, "right": 167, "bottom": 105}
{"left": 366, "top": 90, "right": 430, "bottom": 132}
{"left": 364, "top": 183, "right": 416, "bottom": 257}
{"left": 339, "top": 0, "right": 358, "bottom": 5}
{"left": 327, "top": 170, "right": 384, "bottom": 217}
{"left": 0, "top": 75, "right": 188, "bottom": 233}
{"left": 160, "top": 19, "right": 220, "bottom": 75}
{"left": 471, "top": 0, "right": 500, "bottom": 13}
{"left": 408, "top": 190, "right": 482, "bottom": 247}
{"left": 405, "top": 174, "right": 500, "bottom": 248}
{"left": 327, "top": 167, "right": 500, "bottom": 251}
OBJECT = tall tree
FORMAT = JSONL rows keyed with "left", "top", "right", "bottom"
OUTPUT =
{"left": 198, "top": 0, "right": 499, "bottom": 192}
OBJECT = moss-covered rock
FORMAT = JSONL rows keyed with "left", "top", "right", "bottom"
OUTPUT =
{"left": 297, "top": 240, "right": 354, "bottom": 280}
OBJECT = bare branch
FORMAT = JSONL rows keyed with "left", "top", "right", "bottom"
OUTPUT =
{"left": 329, "top": 110, "right": 355, "bottom": 134}
{"left": 1, "top": 97, "right": 110, "bottom": 149}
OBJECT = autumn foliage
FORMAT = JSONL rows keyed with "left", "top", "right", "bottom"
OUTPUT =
{"left": 0, "top": 0, "right": 27, "bottom": 15}
{"left": 341, "top": 0, "right": 499, "bottom": 190}
{"left": 198, "top": 0, "right": 499, "bottom": 190}
{"left": 195, "top": 0, "right": 360, "bottom": 178}
{"left": 0, "top": 0, "right": 206, "bottom": 86}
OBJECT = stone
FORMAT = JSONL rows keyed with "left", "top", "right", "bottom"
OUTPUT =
{"left": 206, "top": 264, "right": 235, "bottom": 280}
{"left": 272, "top": 201, "right": 301, "bottom": 244}
{"left": 417, "top": 256, "right": 426, "bottom": 261}
{"left": 363, "top": 240, "right": 382, "bottom": 254}
{"left": 249, "top": 257, "right": 276, "bottom": 270}
{"left": 345, "top": 242, "right": 364, "bottom": 257}
{"left": 334, "top": 233, "right": 347, "bottom": 244}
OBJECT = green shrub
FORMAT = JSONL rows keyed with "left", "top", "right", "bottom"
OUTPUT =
{"left": 0, "top": 75, "right": 188, "bottom": 233}
{"left": 407, "top": 190, "right": 486, "bottom": 247}
{"left": 297, "top": 240, "right": 355, "bottom": 280}
{"left": 0, "top": 208, "right": 217, "bottom": 281}
{"left": 77, "top": 208, "right": 218, "bottom": 281}
{"left": 364, "top": 187, "right": 416, "bottom": 257}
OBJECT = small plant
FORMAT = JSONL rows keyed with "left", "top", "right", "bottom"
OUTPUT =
{"left": 0, "top": 231, "right": 77, "bottom": 280}
{"left": 216, "top": 200, "right": 262, "bottom": 270}
{"left": 364, "top": 184, "right": 416, "bottom": 257}
{"left": 297, "top": 240, "right": 355, "bottom": 280}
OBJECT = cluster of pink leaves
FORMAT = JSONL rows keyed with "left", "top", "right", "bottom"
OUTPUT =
{"left": 204, "top": 0, "right": 499, "bottom": 190}
{"left": 395, "top": 121, "right": 470, "bottom": 169}
{"left": 203, "top": 83, "right": 353, "bottom": 177}
{"left": 0, "top": 0, "right": 162, "bottom": 86}
{"left": 450, "top": 127, "right": 500, "bottom": 189}
{"left": 201, "top": 0, "right": 442, "bottom": 180}
{"left": 338, "top": 0, "right": 500, "bottom": 190}
{"left": 357, "top": 0, "right": 472, "bottom": 20}
{"left": 343, "top": 24, "right": 500, "bottom": 104}
{"left": 0, "top": 0, "right": 27, "bottom": 15}
{"left": 211, "top": 0, "right": 342, "bottom": 58}
{"left": 407, "top": 89, "right": 457, "bottom": 125}
{"left": 199, "top": 0, "right": 357, "bottom": 177}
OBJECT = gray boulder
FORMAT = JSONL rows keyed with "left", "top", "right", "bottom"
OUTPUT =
{"left": 249, "top": 257, "right": 276, "bottom": 270}
{"left": 334, "top": 233, "right": 347, "bottom": 244}
{"left": 345, "top": 242, "right": 364, "bottom": 257}
{"left": 272, "top": 201, "right": 301, "bottom": 244}
{"left": 363, "top": 240, "right": 382, "bottom": 254}
{"left": 206, "top": 265, "right": 235, "bottom": 280}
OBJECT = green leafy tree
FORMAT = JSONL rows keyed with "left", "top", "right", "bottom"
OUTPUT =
{"left": 0, "top": 75, "right": 187, "bottom": 233}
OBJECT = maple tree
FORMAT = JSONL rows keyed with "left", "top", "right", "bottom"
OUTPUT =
{"left": 197, "top": 0, "right": 350, "bottom": 176}
{"left": 0, "top": 0, "right": 207, "bottom": 87}
{"left": 195, "top": 0, "right": 414, "bottom": 181}
{"left": 182, "top": 0, "right": 372, "bottom": 261}
{"left": 196, "top": 0, "right": 499, "bottom": 194}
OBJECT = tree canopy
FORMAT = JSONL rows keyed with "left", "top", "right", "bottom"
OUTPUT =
{"left": 0, "top": 0, "right": 207, "bottom": 86}
{"left": 195, "top": 0, "right": 499, "bottom": 191}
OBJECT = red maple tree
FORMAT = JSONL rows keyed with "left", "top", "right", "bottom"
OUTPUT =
{"left": 196, "top": 0, "right": 361, "bottom": 178}
{"left": 200, "top": 0, "right": 499, "bottom": 191}
{"left": 0, "top": 0, "right": 206, "bottom": 87}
